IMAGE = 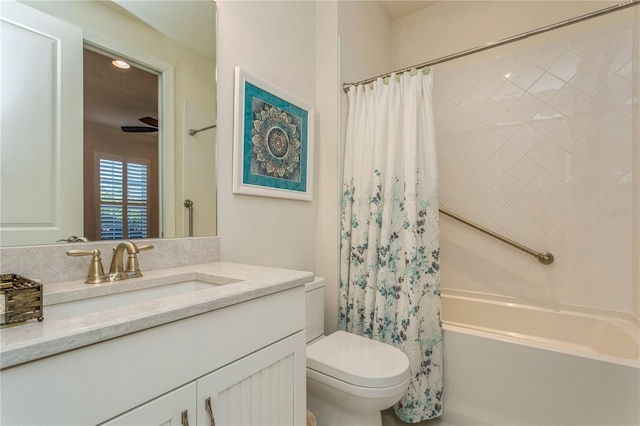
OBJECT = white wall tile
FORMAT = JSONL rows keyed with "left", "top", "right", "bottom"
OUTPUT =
{"left": 526, "top": 138, "right": 564, "bottom": 168}
{"left": 547, "top": 50, "right": 584, "bottom": 82}
{"left": 474, "top": 69, "right": 506, "bottom": 98}
{"left": 530, "top": 105, "right": 563, "bottom": 135}
{"left": 547, "top": 118, "right": 588, "bottom": 150}
{"left": 547, "top": 84, "right": 588, "bottom": 116}
{"left": 528, "top": 72, "right": 564, "bottom": 102}
{"left": 492, "top": 143, "right": 525, "bottom": 170}
{"left": 434, "top": 19, "right": 636, "bottom": 314}
{"left": 491, "top": 80, "right": 524, "bottom": 109}
{"left": 509, "top": 62, "right": 545, "bottom": 90}
{"left": 528, "top": 205, "right": 565, "bottom": 233}
{"left": 510, "top": 156, "right": 544, "bottom": 186}
{"left": 510, "top": 187, "right": 544, "bottom": 218}
{"left": 510, "top": 125, "right": 544, "bottom": 153}
{"left": 593, "top": 74, "right": 631, "bottom": 109}
{"left": 526, "top": 172, "right": 565, "bottom": 201}
{"left": 568, "top": 61, "right": 606, "bottom": 94}
{"left": 493, "top": 111, "right": 523, "bottom": 139}
{"left": 491, "top": 173, "right": 523, "bottom": 202}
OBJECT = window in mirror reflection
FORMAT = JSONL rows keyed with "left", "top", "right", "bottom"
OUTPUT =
{"left": 98, "top": 158, "right": 152, "bottom": 240}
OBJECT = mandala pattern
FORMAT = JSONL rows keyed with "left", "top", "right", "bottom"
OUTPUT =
{"left": 251, "top": 101, "right": 301, "bottom": 180}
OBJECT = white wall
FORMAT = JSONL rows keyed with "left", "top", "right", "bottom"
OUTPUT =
{"left": 392, "top": 1, "right": 639, "bottom": 316}
{"left": 216, "top": 1, "right": 317, "bottom": 271}
{"left": 215, "top": 0, "right": 392, "bottom": 331}
{"left": 314, "top": 1, "right": 341, "bottom": 334}
{"left": 339, "top": 0, "right": 393, "bottom": 77}
{"left": 391, "top": 1, "right": 620, "bottom": 70}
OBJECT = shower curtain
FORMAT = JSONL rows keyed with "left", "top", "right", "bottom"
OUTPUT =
{"left": 339, "top": 69, "right": 443, "bottom": 422}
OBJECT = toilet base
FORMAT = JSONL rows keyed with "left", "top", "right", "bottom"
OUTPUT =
{"left": 307, "top": 388, "right": 383, "bottom": 426}
{"left": 307, "top": 374, "right": 405, "bottom": 426}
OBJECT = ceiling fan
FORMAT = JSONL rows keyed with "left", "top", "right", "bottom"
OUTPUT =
{"left": 121, "top": 116, "right": 158, "bottom": 133}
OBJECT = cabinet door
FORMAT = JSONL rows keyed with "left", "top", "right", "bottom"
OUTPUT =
{"left": 101, "top": 382, "right": 197, "bottom": 426}
{"left": 197, "top": 331, "right": 306, "bottom": 426}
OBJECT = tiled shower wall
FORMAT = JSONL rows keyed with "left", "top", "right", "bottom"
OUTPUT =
{"left": 434, "top": 17, "right": 638, "bottom": 314}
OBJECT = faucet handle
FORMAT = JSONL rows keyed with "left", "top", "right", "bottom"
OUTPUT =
{"left": 67, "top": 249, "right": 108, "bottom": 284}
{"left": 125, "top": 244, "right": 154, "bottom": 278}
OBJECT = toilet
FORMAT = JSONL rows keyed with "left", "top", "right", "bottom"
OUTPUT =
{"left": 305, "top": 278, "right": 410, "bottom": 426}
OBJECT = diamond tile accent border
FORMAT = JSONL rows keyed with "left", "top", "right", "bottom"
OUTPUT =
{"left": 434, "top": 19, "right": 637, "bottom": 314}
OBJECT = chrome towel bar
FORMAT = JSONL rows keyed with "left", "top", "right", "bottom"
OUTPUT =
{"left": 439, "top": 207, "right": 554, "bottom": 265}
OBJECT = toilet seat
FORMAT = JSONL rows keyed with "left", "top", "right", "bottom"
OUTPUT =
{"left": 306, "top": 367, "right": 410, "bottom": 400}
{"left": 306, "top": 331, "right": 410, "bottom": 389}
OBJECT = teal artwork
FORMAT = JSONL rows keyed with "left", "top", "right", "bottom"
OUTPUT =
{"left": 243, "top": 82, "right": 308, "bottom": 193}
{"left": 233, "top": 67, "right": 313, "bottom": 201}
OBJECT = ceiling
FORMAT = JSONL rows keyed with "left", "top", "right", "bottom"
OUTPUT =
{"left": 84, "top": 48, "right": 158, "bottom": 137}
{"left": 379, "top": 0, "right": 440, "bottom": 20}
{"left": 83, "top": 0, "right": 215, "bottom": 136}
{"left": 111, "top": 0, "right": 216, "bottom": 59}
{"left": 85, "top": 0, "right": 431, "bottom": 135}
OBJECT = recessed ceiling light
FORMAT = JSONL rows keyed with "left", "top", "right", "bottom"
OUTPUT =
{"left": 112, "top": 59, "right": 131, "bottom": 69}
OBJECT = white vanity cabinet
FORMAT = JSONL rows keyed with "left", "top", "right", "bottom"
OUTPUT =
{"left": 196, "top": 332, "right": 304, "bottom": 425}
{"left": 102, "top": 332, "right": 305, "bottom": 426}
{"left": 1, "top": 285, "right": 306, "bottom": 426}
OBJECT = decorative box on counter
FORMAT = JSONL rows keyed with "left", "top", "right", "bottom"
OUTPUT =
{"left": 0, "top": 274, "right": 44, "bottom": 326}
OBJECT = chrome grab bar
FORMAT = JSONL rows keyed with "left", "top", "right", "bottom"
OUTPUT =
{"left": 439, "top": 207, "right": 554, "bottom": 265}
{"left": 188, "top": 124, "right": 216, "bottom": 136}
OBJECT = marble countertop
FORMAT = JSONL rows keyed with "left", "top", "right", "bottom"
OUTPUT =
{"left": 0, "top": 262, "right": 313, "bottom": 369}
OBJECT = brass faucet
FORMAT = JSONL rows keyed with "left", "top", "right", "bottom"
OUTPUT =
{"left": 67, "top": 241, "right": 154, "bottom": 284}
{"left": 66, "top": 249, "right": 108, "bottom": 284}
{"left": 109, "top": 241, "right": 140, "bottom": 281}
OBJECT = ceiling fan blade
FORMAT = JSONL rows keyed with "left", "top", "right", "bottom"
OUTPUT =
{"left": 139, "top": 116, "right": 158, "bottom": 127}
{"left": 121, "top": 126, "right": 158, "bottom": 133}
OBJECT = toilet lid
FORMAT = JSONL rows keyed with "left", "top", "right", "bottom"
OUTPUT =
{"left": 306, "top": 331, "right": 410, "bottom": 388}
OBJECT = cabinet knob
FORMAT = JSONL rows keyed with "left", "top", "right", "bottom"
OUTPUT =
{"left": 181, "top": 410, "right": 189, "bottom": 426}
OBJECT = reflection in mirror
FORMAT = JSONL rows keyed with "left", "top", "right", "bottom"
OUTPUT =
{"left": 83, "top": 47, "right": 160, "bottom": 241}
{"left": 0, "top": 0, "right": 217, "bottom": 247}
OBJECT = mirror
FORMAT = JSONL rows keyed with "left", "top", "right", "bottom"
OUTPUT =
{"left": 0, "top": 0, "right": 217, "bottom": 247}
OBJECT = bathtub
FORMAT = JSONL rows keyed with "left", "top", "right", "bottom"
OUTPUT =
{"left": 440, "top": 290, "right": 640, "bottom": 426}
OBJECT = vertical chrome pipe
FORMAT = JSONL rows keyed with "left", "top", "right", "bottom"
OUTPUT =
{"left": 184, "top": 199, "right": 194, "bottom": 237}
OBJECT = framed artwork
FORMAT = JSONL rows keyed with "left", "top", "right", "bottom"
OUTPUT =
{"left": 233, "top": 66, "right": 314, "bottom": 201}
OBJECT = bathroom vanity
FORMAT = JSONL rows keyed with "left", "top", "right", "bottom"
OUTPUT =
{"left": 0, "top": 261, "right": 312, "bottom": 425}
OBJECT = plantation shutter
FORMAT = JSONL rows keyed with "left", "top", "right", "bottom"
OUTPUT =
{"left": 99, "top": 158, "right": 149, "bottom": 240}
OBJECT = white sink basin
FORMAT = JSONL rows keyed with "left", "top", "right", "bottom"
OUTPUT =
{"left": 46, "top": 280, "right": 219, "bottom": 319}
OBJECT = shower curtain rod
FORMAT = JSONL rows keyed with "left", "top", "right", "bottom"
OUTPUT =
{"left": 342, "top": 0, "right": 639, "bottom": 93}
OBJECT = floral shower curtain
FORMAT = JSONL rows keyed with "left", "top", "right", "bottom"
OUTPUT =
{"left": 339, "top": 69, "right": 443, "bottom": 422}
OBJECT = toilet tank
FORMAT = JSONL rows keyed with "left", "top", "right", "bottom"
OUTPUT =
{"left": 305, "top": 277, "right": 325, "bottom": 343}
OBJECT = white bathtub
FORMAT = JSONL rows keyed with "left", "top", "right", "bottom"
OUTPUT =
{"left": 440, "top": 290, "right": 640, "bottom": 426}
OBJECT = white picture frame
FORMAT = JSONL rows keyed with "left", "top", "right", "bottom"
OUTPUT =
{"left": 232, "top": 66, "right": 314, "bottom": 201}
